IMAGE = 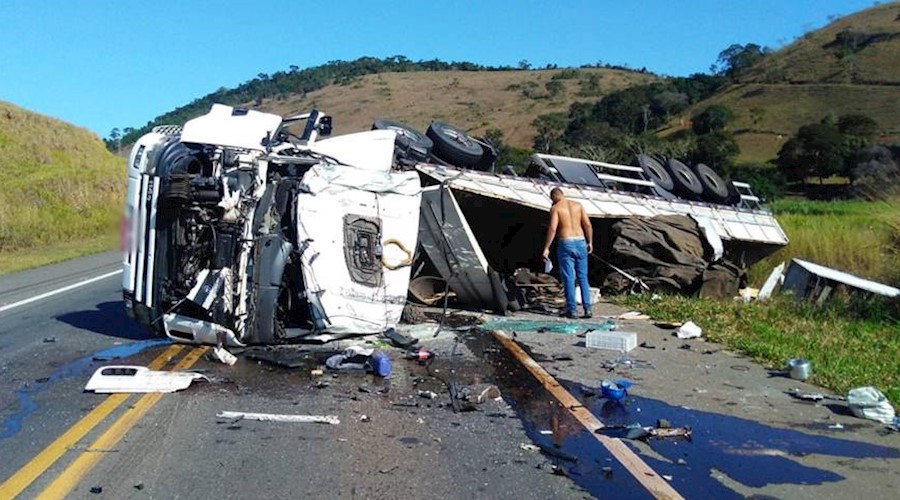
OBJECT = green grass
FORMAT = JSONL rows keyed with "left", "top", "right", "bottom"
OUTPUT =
{"left": 613, "top": 294, "right": 900, "bottom": 408}
{"left": 749, "top": 197, "right": 900, "bottom": 286}
{"left": 0, "top": 100, "right": 123, "bottom": 275}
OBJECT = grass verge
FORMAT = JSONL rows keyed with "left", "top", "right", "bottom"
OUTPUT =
{"left": 749, "top": 197, "right": 900, "bottom": 286}
{"left": 0, "top": 233, "right": 117, "bottom": 276}
{"left": 611, "top": 294, "right": 900, "bottom": 409}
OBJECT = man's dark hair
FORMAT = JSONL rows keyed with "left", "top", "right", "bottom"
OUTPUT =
{"left": 550, "top": 187, "right": 563, "bottom": 198}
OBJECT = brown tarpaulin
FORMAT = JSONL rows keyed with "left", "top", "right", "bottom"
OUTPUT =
{"left": 601, "top": 215, "right": 744, "bottom": 298}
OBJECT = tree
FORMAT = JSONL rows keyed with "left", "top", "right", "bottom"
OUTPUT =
{"left": 518, "top": 59, "right": 532, "bottom": 70}
{"left": 691, "top": 105, "right": 734, "bottom": 135}
{"left": 716, "top": 43, "right": 769, "bottom": 78}
{"left": 532, "top": 112, "right": 568, "bottom": 153}
{"left": 776, "top": 122, "right": 846, "bottom": 182}
{"left": 837, "top": 113, "right": 878, "bottom": 139}
{"left": 692, "top": 130, "right": 739, "bottom": 168}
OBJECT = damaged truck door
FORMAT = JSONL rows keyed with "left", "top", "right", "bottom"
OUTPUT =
{"left": 122, "top": 104, "right": 420, "bottom": 346}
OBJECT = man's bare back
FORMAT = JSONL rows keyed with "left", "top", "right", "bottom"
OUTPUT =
{"left": 542, "top": 189, "right": 593, "bottom": 258}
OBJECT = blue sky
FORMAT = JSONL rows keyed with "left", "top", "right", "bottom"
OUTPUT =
{"left": 0, "top": 0, "right": 878, "bottom": 137}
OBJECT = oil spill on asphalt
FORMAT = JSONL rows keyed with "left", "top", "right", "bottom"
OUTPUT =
{"left": 0, "top": 338, "right": 172, "bottom": 439}
{"left": 465, "top": 330, "right": 900, "bottom": 499}
{"left": 564, "top": 380, "right": 900, "bottom": 498}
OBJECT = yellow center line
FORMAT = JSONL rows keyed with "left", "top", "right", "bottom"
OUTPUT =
{"left": 35, "top": 346, "right": 208, "bottom": 500}
{"left": 0, "top": 344, "right": 184, "bottom": 499}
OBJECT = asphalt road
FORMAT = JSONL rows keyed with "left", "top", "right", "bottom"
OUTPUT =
{"left": 0, "top": 253, "right": 590, "bottom": 499}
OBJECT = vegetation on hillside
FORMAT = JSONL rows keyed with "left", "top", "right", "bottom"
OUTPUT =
{"left": 113, "top": 56, "right": 653, "bottom": 148}
{"left": 0, "top": 100, "right": 122, "bottom": 274}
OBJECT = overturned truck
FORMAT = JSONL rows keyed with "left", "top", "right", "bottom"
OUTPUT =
{"left": 123, "top": 105, "right": 787, "bottom": 346}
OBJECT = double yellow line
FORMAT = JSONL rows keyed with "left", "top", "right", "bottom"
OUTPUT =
{"left": 0, "top": 344, "right": 207, "bottom": 499}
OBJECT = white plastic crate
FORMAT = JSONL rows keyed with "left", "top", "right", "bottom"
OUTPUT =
{"left": 585, "top": 331, "right": 637, "bottom": 352}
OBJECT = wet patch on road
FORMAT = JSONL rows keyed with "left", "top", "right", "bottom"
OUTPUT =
{"left": 464, "top": 329, "right": 900, "bottom": 499}
{"left": 0, "top": 339, "right": 171, "bottom": 439}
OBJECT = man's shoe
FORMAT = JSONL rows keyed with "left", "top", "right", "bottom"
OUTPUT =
{"left": 581, "top": 312, "right": 593, "bottom": 319}
{"left": 561, "top": 311, "right": 578, "bottom": 319}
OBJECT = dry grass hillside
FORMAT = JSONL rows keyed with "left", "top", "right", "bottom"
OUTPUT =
{"left": 669, "top": 2, "right": 900, "bottom": 162}
{"left": 0, "top": 100, "right": 123, "bottom": 274}
{"left": 250, "top": 69, "right": 657, "bottom": 148}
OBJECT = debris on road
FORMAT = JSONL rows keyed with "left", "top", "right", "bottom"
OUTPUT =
{"left": 520, "top": 443, "right": 540, "bottom": 452}
{"left": 325, "top": 346, "right": 392, "bottom": 377}
{"left": 600, "top": 379, "right": 631, "bottom": 402}
{"left": 211, "top": 346, "right": 237, "bottom": 366}
{"left": 675, "top": 321, "right": 703, "bottom": 339}
{"left": 42, "top": 337, "right": 56, "bottom": 343}
{"left": 84, "top": 366, "right": 208, "bottom": 393}
{"left": 786, "top": 358, "right": 812, "bottom": 381}
{"left": 417, "top": 390, "right": 438, "bottom": 400}
{"left": 216, "top": 411, "right": 340, "bottom": 425}
{"left": 847, "top": 386, "right": 895, "bottom": 425}
{"left": 586, "top": 331, "right": 637, "bottom": 352}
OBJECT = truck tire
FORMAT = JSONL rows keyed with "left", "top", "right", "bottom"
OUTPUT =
{"left": 692, "top": 163, "right": 730, "bottom": 204}
{"left": 372, "top": 119, "right": 433, "bottom": 163}
{"left": 666, "top": 158, "right": 704, "bottom": 199}
{"left": 427, "top": 122, "right": 484, "bottom": 168}
{"left": 634, "top": 154, "right": 675, "bottom": 192}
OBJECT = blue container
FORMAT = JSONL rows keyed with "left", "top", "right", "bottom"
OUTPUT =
{"left": 600, "top": 379, "right": 632, "bottom": 402}
{"left": 368, "top": 351, "right": 392, "bottom": 378}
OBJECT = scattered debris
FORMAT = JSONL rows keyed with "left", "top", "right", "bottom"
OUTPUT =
{"left": 602, "top": 466, "right": 613, "bottom": 478}
{"left": 786, "top": 358, "right": 811, "bottom": 381}
{"left": 520, "top": 443, "right": 540, "bottom": 452}
{"left": 600, "top": 380, "right": 631, "bottom": 402}
{"left": 539, "top": 430, "right": 553, "bottom": 435}
{"left": 417, "top": 390, "right": 438, "bottom": 400}
{"left": 482, "top": 318, "right": 616, "bottom": 335}
{"left": 310, "top": 369, "right": 324, "bottom": 377}
{"left": 787, "top": 390, "right": 825, "bottom": 402}
{"left": 675, "top": 321, "right": 702, "bottom": 339}
{"left": 90, "top": 485, "right": 103, "bottom": 494}
{"left": 404, "top": 348, "right": 435, "bottom": 364}
{"left": 617, "top": 311, "right": 650, "bottom": 321}
{"left": 211, "top": 346, "right": 237, "bottom": 366}
{"left": 653, "top": 321, "right": 681, "bottom": 329}
{"left": 458, "top": 384, "right": 502, "bottom": 404}
{"left": 359, "top": 414, "right": 370, "bottom": 423}
{"left": 325, "top": 346, "right": 392, "bottom": 377}
{"left": 216, "top": 411, "right": 340, "bottom": 425}
{"left": 42, "top": 337, "right": 56, "bottom": 343}
{"left": 383, "top": 327, "right": 418, "bottom": 348}
{"left": 586, "top": 331, "right": 637, "bottom": 352}
{"left": 639, "top": 341, "right": 656, "bottom": 349}
{"left": 828, "top": 423, "right": 845, "bottom": 430}
{"left": 757, "top": 262, "right": 785, "bottom": 300}
{"left": 847, "top": 386, "right": 895, "bottom": 425}
{"left": 84, "top": 366, "right": 208, "bottom": 393}
{"left": 378, "top": 466, "right": 399, "bottom": 474}
{"left": 783, "top": 258, "right": 900, "bottom": 304}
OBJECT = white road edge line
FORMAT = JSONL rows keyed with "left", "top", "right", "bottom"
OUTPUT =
{"left": 0, "top": 269, "right": 123, "bottom": 314}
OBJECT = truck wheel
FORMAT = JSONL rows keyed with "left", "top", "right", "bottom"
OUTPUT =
{"left": 634, "top": 154, "right": 675, "bottom": 192}
{"left": 372, "top": 119, "right": 433, "bottom": 162}
{"left": 666, "top": 158, "right": 704, "bottom": 199}
{"left": 692, "top": 163, "right": 730, "bottom": 204}
{"left": 427, "top": 122, "right": 484, "bottom": 168}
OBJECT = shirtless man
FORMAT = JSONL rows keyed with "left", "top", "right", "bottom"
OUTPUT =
{"left": 541, "top": 188, "right": 593, "bottom": 318}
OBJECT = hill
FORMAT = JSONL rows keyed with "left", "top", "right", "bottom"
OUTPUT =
{"left": 120, "top": 57, "right": 658, "bottom": 150}
{"left": 0, "top": 100, "right": 123, "bottom": 274}
{"left": 672, "top": 2, "right": 900, "bottom": 162}
{"left": 250, "top": 68, "right": 657, "bottom": 147}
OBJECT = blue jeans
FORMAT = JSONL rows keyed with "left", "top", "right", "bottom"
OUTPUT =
{"left": 557, "top": 238, "right": 591, "bottom": 315}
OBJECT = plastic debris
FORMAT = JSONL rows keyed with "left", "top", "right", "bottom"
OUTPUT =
{"left": 216, "top": 411, "right": 340, "bottom": 425}
{"left": 212, "top": 346, "right": 237, "bottom": 366}
{"left": 600, "top": 379, "right": 632, "bottom": 402}
{"left": 325, "top": 346, "right": 391, "bottom": 377}
{"left": 481, "top": 318, "right": 616, "bottom": 335}
{"left": 520, "top": 443, "right": 540, "bottom": 452}
{"left": 675, "top": 321, "right": 702, "bottom": 339}
{"left": 85, "top": 366, "right": 208, "bottom": 393}
{"left": 786, "top": 358, "right": 811, "bottom": 381}
{"left": 847, "top": 386, "right": 895, "bottom": 425}
{"left": 417, "top": 390, "right": 438, "bottom": 399}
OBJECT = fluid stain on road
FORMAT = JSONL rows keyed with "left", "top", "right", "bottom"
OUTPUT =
{"left": 466, "top": 330, "right": 900, "bottom": 499}
{"left": 0, "top": 338, "right": 172, "bottom": 439}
